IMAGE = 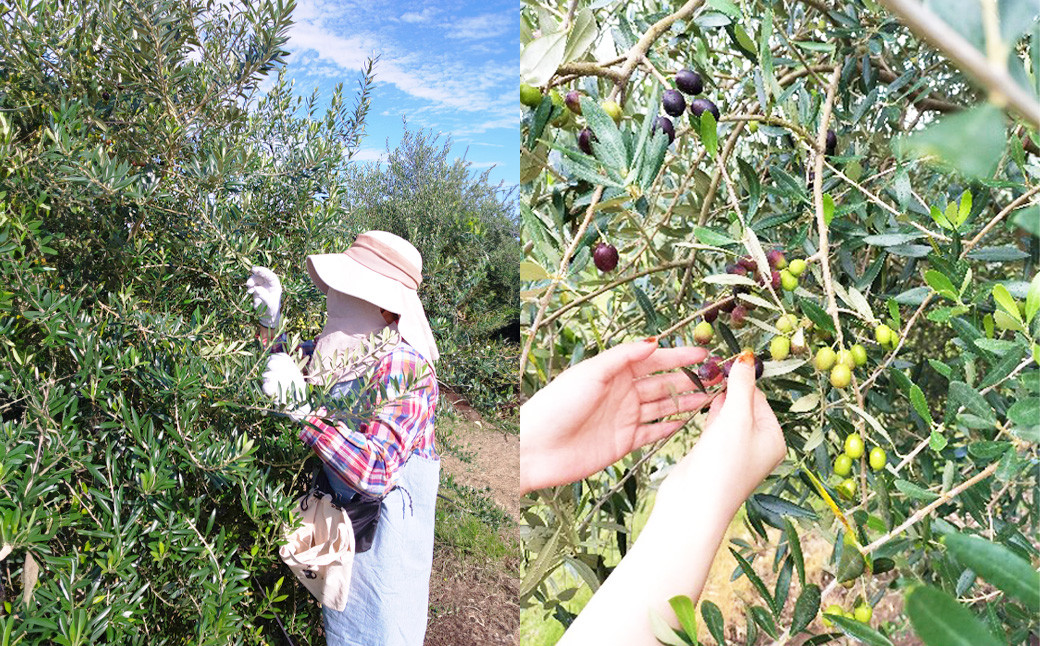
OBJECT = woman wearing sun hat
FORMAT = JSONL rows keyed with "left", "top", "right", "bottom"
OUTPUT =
{"left": 248, "top": 230, "right": 440, "bottom": 646}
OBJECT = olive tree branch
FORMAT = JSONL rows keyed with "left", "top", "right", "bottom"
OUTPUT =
{"left": 891, "top": 356, "right": 1035, "bottom": 475}
{"left": 812, "top": 65, "right": 845, "bottom": 346}
{"left": 964, "top": 184, "right": 1040, "bottom": 252}
{"left": 861, "top": 460, "right": 1001, "bottom": 554}
{"left": 541, "top": 261, "right": 693, "bottom": 327}
{"left": 877, "top": 0, "right": 1040, "bottom": 127}
{"left": 660, "top": 296, "right": 738, "bottom": 339}
{"left": 521, "top": 185, "right": 605, "bottom": 376}
{"left": 676, "top": 121, "right": 748, "bottom": 303}
{"left": 608, "top": 0, "right": 707, "bottom": 101}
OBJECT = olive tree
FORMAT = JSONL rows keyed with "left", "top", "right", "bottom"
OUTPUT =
{"left": 0, "top": 0, "right": 379, "bottom": 642}
{"left": 520, "top": 0, "right": 1039, "bottom": 644}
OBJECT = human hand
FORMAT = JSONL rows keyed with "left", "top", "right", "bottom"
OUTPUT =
{"left": 246, "top": 266, "right": 282, "bottom": 327}
{"left": 520, "top": 339, "right": 712, "bottom": 493}
{"left": 261, "top": 353, "right": 310, "bottom": 421}
{"left": 556, "top": 353, "right": 786, "bottom": 646}
{"left": 663, "top": 351, "right": 786, "bottom": 505}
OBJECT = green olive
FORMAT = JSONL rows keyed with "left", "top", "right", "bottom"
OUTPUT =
{"left": 869, "top": 446, "right": 887, "bottom": 471}
{"left": 601, "top": 100, "right": 623, "bottom": 124}
{"left": 814, "top": 346, "right": 836, "bottom": 371}
{"left": 844, "top": 433, "right": 864, "bottom": 459}
{"left": 874, "top": 323, "right": 893, "bottom": 346}
{"left": 830, "top": 364, "right": 852, "bottom": 388}
{"left": 822, "top": 604, "right": 844, "bottom": 627}
{"left": 854, "top": 604, "right": 873, "bottom": 623}
{"left": 520, "top": 83, "right": 542, "bottom": 108}
{"left": 835, "top": 349, "right": 856, "bottom": 369}
{"left": 770, "top": 335, "right": 791, "bottom": 360}
{"left": 838, "top": 477, "right": 857, "bottom": 499}
{"left": 834, "top": 453, "right": 853, "bottom": 477}
{"left": 850, "top": 343, "right": 868, "bottom": 366}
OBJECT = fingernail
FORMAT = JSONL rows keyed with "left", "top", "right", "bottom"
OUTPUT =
{"left": 737, "top": 349, "right": 756, "bottom": 364}
{"left": 644, "top": 336, "right": 658, "bottom": 344}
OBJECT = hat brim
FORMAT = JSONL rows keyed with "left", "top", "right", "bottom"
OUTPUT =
{"left": 306, "top": 253, "right": 440, "bottom": 363}
{"left": 307, "top": 253, "right": 405, "bottom": 314}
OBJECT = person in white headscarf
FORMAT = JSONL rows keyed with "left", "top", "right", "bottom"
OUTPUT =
{"left": 248, "top": 231, "right": 440, "bottom": 646}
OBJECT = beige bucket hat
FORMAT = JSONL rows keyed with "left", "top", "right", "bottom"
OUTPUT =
{"left": 306, "top": 231, "right": 439, "bottom": 363}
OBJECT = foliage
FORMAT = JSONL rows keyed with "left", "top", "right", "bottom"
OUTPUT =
{"left": 520, "top": 0, "right": 1040, "bottom": 644}
{"left": 345, "top": 127, "right": 521, "bottom": 415}
{"left": 0, "top": 0, "right": 511, "bottom": 642}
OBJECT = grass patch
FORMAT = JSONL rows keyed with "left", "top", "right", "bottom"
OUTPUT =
{"left": 436, "top": 472, "right": 515, "bottom": 561}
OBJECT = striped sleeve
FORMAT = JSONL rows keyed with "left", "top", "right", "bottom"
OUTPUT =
{"left": 298, "top": 345, "right": 436, "bottom": 497}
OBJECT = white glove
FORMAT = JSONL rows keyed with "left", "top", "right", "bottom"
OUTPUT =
{"left": 262, "top": 353, "right": 311, "bottom": 421}
{"left": 246, "top": 266, "right": 283, "bottom": 328}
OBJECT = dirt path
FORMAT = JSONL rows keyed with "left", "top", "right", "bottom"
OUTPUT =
{"left": 425, "top": 394, "right": 520, "bottom": 646}
{"left": 438, "top": 392, "right": 520, "bottom": 521}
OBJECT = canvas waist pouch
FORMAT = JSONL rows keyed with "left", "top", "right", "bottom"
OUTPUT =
{"left": 278, "top": 490, "right": 355, "bottom": 611}
{"left": 312, "top": 467, "right": 383, "bottom": 553}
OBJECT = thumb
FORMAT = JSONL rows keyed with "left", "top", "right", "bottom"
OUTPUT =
{"left": 724, "top": 351, "right": 757, "bottom": 411}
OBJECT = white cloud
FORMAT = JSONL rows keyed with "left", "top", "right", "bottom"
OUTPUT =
{"left": 400, "top": 8, "right": 435, "bottom": 23}
{"left": 350, "top": 148, "right": 387, "bottom": 162}
{"left": 444, "top": 12, "right": 512, "bottom": 40}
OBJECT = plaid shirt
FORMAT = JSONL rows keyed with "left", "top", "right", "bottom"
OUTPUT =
{"left": 297, "top": 343, "right": 438, "bottom": 497}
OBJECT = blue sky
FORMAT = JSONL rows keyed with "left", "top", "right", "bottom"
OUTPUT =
{"left": 280, "top": 0, "right": 517, "bottom": 192}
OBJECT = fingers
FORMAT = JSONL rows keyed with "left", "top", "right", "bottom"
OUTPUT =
{"left": 633, "top": 419, "right": 687, "bottom": 447}
{"left": 634, "top": 370, "right": 705, "bottom": 401}
{"left": 752, "top": 389, "right": 783, "bottom": 435}
{"left": 639, "top": 391, "right": 714, "bottom": 423}
{"left": 587, "top": 340, "right": 660, "bottom": 375}
{"left": 631, "top": 346, "right": 707, "bottom": 377}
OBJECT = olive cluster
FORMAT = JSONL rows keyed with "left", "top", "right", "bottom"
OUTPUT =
{"left": 832, "top": 432, "right": 887, "bottom": 500}
{"left": 653, "top": 68, "right": 722, "bottom": 145}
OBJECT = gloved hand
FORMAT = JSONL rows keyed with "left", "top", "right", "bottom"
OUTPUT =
{"left": 246, "top": 266, "right": 282, "bottom": 328}
{"left": 262, "top": 353, "right": 310, "bottom": 421}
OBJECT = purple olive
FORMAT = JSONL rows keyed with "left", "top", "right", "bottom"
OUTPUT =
{"left": 702, "top": 302, "right": 719, "bottom": 323}
{"left": 578, "top": 128, "right": 595, "bottom": 155}
{"left": 699, "top": 356, "right": 722, "bottom": 381}
{"left": 662, "top": 89, "right": 686, "bottom": 118}
{"left": 731, "top": 305, "right": 748, "bottom": 328}
{"left": 689, "top": 98, "right": 720, "bottom": 121}
{"left": 722, "top": 357, "right": 735, "bottom": 376}
{"left": 593, "top": 242, "right": 618, "bottom": 272}
{"left": 675, "top": 69, "right": 703, "bottom": 95}
{"left": 565, "top": 91, "right": 583, "bottom": 115}
{"left": 826, "top": 129, "right": 837, "bottom": 155}
{"left": 653, "top": 116, "right": 675, "bottom": 143}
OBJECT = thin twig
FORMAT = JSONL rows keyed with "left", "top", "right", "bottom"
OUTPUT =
{"left": 521, "top": 186, "right": 605, "bottom": 376}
